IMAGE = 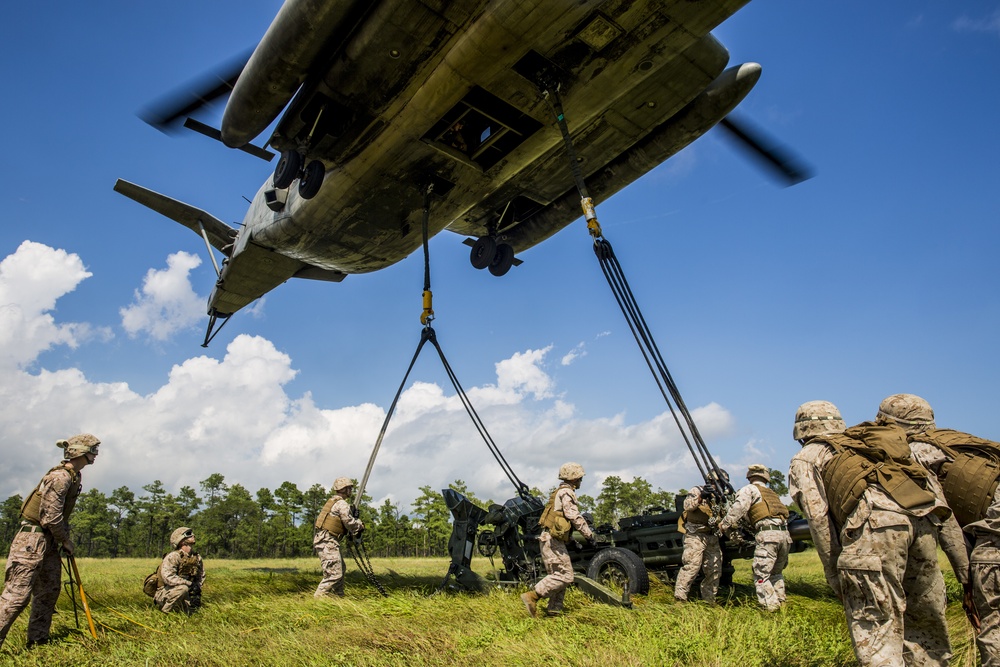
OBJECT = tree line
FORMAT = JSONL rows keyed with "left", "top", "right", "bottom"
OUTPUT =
{"left": 0, "top": 471, "right": 786, "bottom": 559}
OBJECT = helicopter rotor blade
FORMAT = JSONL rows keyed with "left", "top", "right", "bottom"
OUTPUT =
{"left": 139, "top": 49, "right": 253, "bottom": 132}
{"left": 717, "top": 115, "right": 813, "bottom": 186}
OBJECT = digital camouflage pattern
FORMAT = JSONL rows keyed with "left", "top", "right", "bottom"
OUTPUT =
{"left": 908, "top": 440, "right": 970, "bottom": 585}
{"left": 876, "top": 394, "right": 936, "bottom": 432}
{"left": 558, "top": 462, "right": 585, "bottom": 481}
{"left": 0, "top": 464, "right": 82, "bottom": 647}
{"left": 967, "top": 486, "right": 1000, "bottom": 666}
{"left": 675, "top": 488, "right": 721, "bottom": 602}
{"left": 790, "top": 416, "right": 952, "bottom": 667}
{"left": 793, "top": 400, "right": 847, "bottom": 441}
{"left": 313, "top": 494, "right": 363, "bottom": 597}
{"left": 719, "top": 482, "right": 790, "bottom": 611}
{"left": 532, "top": 484, "right": 592, "bottom": 613}
{"left": 154, "top": 550, "right": 205, "bottom": 613}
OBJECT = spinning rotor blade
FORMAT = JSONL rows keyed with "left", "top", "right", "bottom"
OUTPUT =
{"left": 139, "top": 50, "right": 253, "bottom": 132}
{"left": 718, "top": 115, "right": 813, "bottom": 186}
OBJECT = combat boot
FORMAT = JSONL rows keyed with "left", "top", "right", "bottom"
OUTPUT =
{"left": 521, "top": 590, "right": 539, "bottom": 617}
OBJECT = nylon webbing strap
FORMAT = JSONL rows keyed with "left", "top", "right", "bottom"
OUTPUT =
{"left": 354, "top": 184, "right": 531, "bottom": 509}
{"left": 539, "top": 80, "right": 729, "bottom": 497}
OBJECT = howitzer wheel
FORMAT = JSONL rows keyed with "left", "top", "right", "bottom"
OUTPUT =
{"left": 585, "top": 547, "right": 649, "bottom": 596}
{"left": 477, "top": 529, "right": 498, "bottom": 557}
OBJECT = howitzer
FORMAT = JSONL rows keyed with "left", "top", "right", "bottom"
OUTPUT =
{"left": 442, "top": 488, "right": 813, "bottom": 604}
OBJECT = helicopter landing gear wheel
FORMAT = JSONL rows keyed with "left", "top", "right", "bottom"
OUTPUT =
{"left": 273, "top": 150, "right": 301, "bottom": 189}
{"left": 488, "top": 243, "right": 514, "bottom": 276}
{"left": 585, "top": 547, "right": 649, "bottom": 596}
{"left": 470, "top": 236, "right": 497, "bottom": 270}
{"left": 298, "top": 160, "right": 325, "bottom": 199}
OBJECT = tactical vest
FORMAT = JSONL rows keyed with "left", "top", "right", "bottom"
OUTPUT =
{"left": 814, "top": 422, "right": 935, "bottom": 528}
{"left": 914, "top": 429, "right": 1000, "bottom": 527}
{"left": 19, "top": 465, "right": 81, "bottom": 525}
{"left": 538, "top": 484, "right": 574, "bottom": 542}
{"left": 144, "top": 551, "right": 203, "bottom": 596}
{"left": 679, "top": 487, "right": 713, "bottom": 530}
{"left": 747, "top": 484, "right": 790, "bottom": 525}
{"left": 178, "top": 552, "right": 202, "bottom": 580}
{"left": 315, "top": 495, "right": 346, "bottom": 537}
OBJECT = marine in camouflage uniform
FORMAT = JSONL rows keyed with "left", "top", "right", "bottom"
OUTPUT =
{"left": 967, "top": 487, "right": 1000, "bottom": 667}
{"left": 876, "top": 394, "right": 998, "bottom": 666}
{"left": 313, "top": 477, "right": 364, "bottom": 598}
{"left": 154, "top": 526, "right": 206, "bottom": 613}
{"left": 674, "top": 484, "right": 722, "bottom": 603}
{"left": 0, "top": 434, "right": 100, "bottom": 648}
{"left": 521, "top": 462, "right": 595, "bottom": 617}
{"left": 789, "top": 400, "right": 952, "bottom": 667}
{"left": 719, "top": 464, "right": 791, "bottom": 611}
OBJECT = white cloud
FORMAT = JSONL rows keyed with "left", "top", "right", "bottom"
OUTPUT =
{"left": 0, "top": 240, "right": 102, "bottom": 369}
{"left": 953, "top": 11, "right": 1000, "bottom": 36}
{"left": 561, "top": 342, "right": 586, "bottom": 366}
{"left": 0, "top": 243, "right": 760, "bottom": 513}
{"left": 120, "top": 251, "right": 205, "bottom": 341}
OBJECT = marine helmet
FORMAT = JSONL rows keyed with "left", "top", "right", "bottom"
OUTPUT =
{"left": 170, "top": 526, "right": 194, "bottom": 549}
{"left": 558, "top": 462, "right": 585, "bottom": 481}
{"left": 875, "top": 394, "right": 935, "bottom": 434}
{"left": 793, "top": 401, "right": 847, "bottom": 441}
{"left": 58, "top": 434, "right": 100, "bottom": 461}
{"left": 333, "top": 477, "right": 354, "bottom": 493}
{"left": 746, "top": 464, "right": 770, "bottom": 482}
{"left": 708, "top": 468, "right": 730, "bottom": 483}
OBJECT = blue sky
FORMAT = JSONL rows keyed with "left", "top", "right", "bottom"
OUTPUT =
{"left": 1, "top": 2, "right": 998, "bottom": 510}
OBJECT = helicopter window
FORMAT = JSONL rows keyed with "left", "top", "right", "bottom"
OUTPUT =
{"left": 424, "top": 86, "right": 542, "bottom": 170}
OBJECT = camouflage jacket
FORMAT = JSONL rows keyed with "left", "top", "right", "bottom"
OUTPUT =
{"left": 719, "top": 481, "right": 786, "bottom": 532}
{"left": 159, "top": 550, "right": 205, "bottom": 589}
{"left": 910, "top": 440, "right": 971, "bottom": 584}
{"left": 314, "top": 496, "right": 364, "bottom": 545}
{"left": 554, "top": 486, "right": 593, "bottom": 539}
{"left": 790, "top": 439, "right": 950, "bottom": 592}
{"left": 36, "top": 464, "right": 82, "bottom": 546}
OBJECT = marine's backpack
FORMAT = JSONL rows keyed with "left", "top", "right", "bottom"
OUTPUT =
{"left": 813, "top": 421, "right": 935, "bottom": 528}
{"left": 143, "top": 563, "right": 162, "bottom": 597}
{"left": 915, "top": 429, "right": 1000, "bottom": 527}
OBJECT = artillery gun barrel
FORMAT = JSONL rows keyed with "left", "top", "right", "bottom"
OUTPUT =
{"left": 788, "top": 516, "right": 812, "bottom": 543}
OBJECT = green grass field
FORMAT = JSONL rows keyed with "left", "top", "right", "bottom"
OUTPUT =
{"left": 0, "top": 550, "right": 979, "bottom": 666}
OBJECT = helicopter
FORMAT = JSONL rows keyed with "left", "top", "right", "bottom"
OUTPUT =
{"left": 115, "top": 0, "right": 807, "bottom": 345}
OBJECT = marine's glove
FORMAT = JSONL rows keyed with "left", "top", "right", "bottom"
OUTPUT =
{"left": 586, "top": 534, "right": 598, "bottom": 547}
{"left": 350, "top": 504, "right": 360, "bottom": 518}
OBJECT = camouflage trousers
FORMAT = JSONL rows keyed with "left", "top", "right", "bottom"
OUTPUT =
{"left": 753, "top": 529, "right": 791, "bottom": 611}
{"left": 0, "top": 531, "right": 62, "bottom": 647}
{"left": 837, "top": 509, "right": 950, "bottom": 667}
{"left": 534, "top": 531, "right": 573, "bottom": 612}
{"left": 674, "top": 531, "right": 721, "bottom": 602}
{"left": 970, "top": 535, "right": 1000, "bottom": 667}
{"left": 314, "top": 536, "right": 346, "bottom": 597}
{"left": 154, "top": 583, "right": 191, "bottom": 613}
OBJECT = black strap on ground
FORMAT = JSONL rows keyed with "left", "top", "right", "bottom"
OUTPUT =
{"left": 541, "top": 84, "right": 732, "bottom": 498}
